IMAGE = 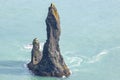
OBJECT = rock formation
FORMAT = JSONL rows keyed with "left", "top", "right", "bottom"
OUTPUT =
{"left": 28, "top": 38, "right": 42, "bottom": 70}
{"left": 28, "top": 3, "right": 70, "bottom": 77}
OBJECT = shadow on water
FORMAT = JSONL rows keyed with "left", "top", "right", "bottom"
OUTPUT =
{"left": 0, "top": 60, "right": 29, "bottom": 75}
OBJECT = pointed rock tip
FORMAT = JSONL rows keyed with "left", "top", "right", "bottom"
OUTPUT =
{"left": 33, "top": 38, "right": 39, "bottom": 44}
{"left": 49, "top": 3, "right": 59, "bottom": 21}
{"left": 50, "top": 3, "right": 56, "bottom": 8}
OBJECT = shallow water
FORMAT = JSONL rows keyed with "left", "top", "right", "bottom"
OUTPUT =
{"left": 0, "top": 0, "right": 120, "bottom": 80}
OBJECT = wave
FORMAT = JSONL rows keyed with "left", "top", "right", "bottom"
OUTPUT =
{"left": 66, "top": 50, "right": 109, "bottom": 67}
{"left": 65, "top": 50, "right": 109, "bottom": 72}
{"left": 66, "top": 46, "right": 120, "bottom": 70}
{"left": 87, "top": 50, "right": 108, "bottom": 63}
{"left": 87, "top": 46, "right": 120, "bottom": 63}
{"left": 69, "top": 57, "right": 83, "bottom": 67}
{"left": 65, "top": 47, "right": 120, "bottom": 72}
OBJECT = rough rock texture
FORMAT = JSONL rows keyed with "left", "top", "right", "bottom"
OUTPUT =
{"left": 28, "top": 38, "right": 42, "bottom": 70}
{"left": 28, "top": 3, "right": 70, "bottom": 77}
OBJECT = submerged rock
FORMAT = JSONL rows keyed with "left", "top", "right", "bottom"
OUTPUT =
{"left": 28, "top": 3, "right": 70, "bottom": 77}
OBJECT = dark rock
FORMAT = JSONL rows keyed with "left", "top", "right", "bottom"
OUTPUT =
{"left": 28, "top": 3, "right": 70, "bottom": 77}
{"left": 27, "top": 38, "right": 42, "bottom": 70}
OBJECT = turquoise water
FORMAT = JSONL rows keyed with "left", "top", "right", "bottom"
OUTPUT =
{"left": 0, "top": 0, "right": 120, "bottom": 80}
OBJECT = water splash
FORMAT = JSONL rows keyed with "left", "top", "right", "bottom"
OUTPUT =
{"left": 24, "top": 44, "right": 33, "bottom": 49}
{"left": 23, "top": 42, "right": 44, "bottom": 51}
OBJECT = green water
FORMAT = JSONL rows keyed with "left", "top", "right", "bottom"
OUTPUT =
{"left": 0, "top": 0, "right": 120, "bottom": 80}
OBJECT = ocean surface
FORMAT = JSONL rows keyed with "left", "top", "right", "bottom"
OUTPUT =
{"left": 0, "top": 0, "right": 120, "bottom": 80}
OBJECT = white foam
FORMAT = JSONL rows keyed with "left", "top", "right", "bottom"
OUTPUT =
{"left": 87, "top": 46, "right": 120, "bottom": 63}
{"left": 68, "top": 57, "right": 83, "bottom": 67}
{"left": 87, "top": 50, "right": 108, "bottom": 63}
{"left": 64, "top": 46, "right": 120, "bottom": 74}
{"left": 70, "top": 70, "right": 72, "bottom": 74}
{"left": 24, "top": 44, "right": 33, "bottom": 49}
{"left": 62, "top": 75, "right": 66, "bottom": 78}
{"left": 85, "top": 46, "right": 120, "bottom": 64}
{"left": 23, "top": 42, "right": 44, "bottom": 51}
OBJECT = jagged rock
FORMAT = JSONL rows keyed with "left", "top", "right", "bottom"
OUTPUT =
{"left": 28, "top": 3, "right": 70, "bottom": 77}
{"left": 27, "top": 38, "right": 42, "bottom": 70}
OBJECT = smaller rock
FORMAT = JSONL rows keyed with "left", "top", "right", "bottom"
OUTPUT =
{"left": 27, "top": 38, "right": 42, "bottom": 70}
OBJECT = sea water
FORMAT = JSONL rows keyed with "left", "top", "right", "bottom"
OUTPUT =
{"left": 0, "top": 0, "right": 120, "bottom": 80}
